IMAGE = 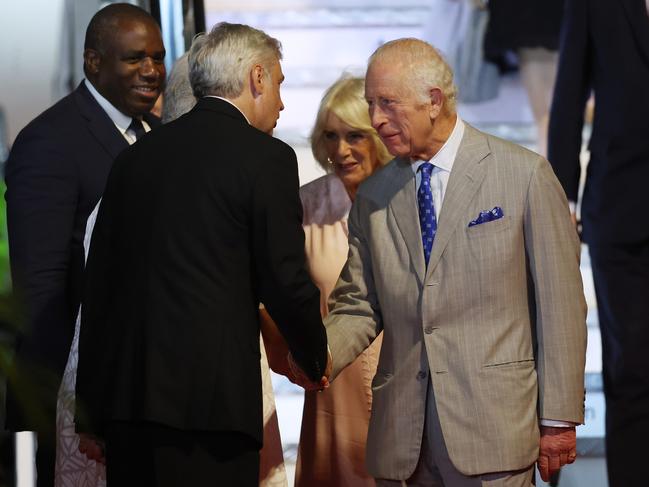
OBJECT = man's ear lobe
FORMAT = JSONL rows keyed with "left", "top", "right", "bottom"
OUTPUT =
{"left": 84, "top": 49, "right": 101, "bottom": 75}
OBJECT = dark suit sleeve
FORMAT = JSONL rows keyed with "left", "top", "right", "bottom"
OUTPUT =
{"left": 5, "top": 127, "right": 78, "bottom": 378}
{"left": 547, "top": 0, "right": 592, "bottom": 201}
{"left": 251, "top": 144, "right": 327, "bottom": 382}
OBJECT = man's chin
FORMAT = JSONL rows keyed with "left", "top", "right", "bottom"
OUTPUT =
{"left": 126, "top": 98, "right": 159, "bottom": 117}
{"left": 383, "top": 140, "right": 403, "bottom": 155}
{"left": 387, "top": 147, "right": 408, "bottom": 158}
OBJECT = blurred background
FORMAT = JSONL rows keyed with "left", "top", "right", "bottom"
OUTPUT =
{"left": 0, "top": 1, "right": 605, "bottom": 485}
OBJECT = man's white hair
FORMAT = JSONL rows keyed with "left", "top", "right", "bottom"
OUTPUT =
{"left": 368, "top": 38, "right": 458, "bottom": 113}
{"left": 162, "top": 53, "right": 196, "bottom": 123}
{"left": 189, "top": 22, "right": 282, "bottom": 99}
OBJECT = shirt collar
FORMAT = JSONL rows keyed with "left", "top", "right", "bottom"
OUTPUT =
{"left": 204, "top": 96, "right": 251, "bottom": 125}
{"left": 84, "top": 79, "right": 133, "bottom": 134}
{"left": 411, "top": 116, "right": 465, "bottom": 174}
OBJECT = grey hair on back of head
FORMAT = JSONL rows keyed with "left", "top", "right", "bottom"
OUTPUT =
{"left": 188, "top": 22, "right": 282, "bottom": 99}
{"left": 162, "top": 53, "right": 196, "bottom": 123}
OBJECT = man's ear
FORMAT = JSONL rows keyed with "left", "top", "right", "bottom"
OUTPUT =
{"left": 84, "top": 49, "right": 101, "bottom": 76}
{"left": 428, "top": 87, "right": 444, "bottom": 119}
{"left": 250, "top": 64, "right": 265, "bottom": 98}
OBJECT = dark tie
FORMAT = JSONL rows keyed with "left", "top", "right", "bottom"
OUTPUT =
{"left": 128, "top": 118, "right": 146, "bottom": 141}
{"left": 417, "top": 162, "right": 437, "bottom": 267}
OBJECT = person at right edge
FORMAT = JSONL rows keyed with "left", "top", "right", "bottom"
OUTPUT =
{"left": 548, "top": 1, "right": 649, "bottom": 486}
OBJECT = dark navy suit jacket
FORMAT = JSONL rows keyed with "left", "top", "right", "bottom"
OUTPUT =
{"left": 4, "top": 81, "right": 159, "bottom": 431}
{"left": 548, "top": 0, "right": 649, "bottom": 245}
{"left": 75, "top": 98, "right": 327, "bottom": 443}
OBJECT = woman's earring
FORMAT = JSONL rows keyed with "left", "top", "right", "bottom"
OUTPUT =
{"left": 327, "top": 157, "right": 334, "bottom": 165}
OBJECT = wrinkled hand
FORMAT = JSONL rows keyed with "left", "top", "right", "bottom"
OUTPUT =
{"left": 537, "top": 426, "right": 577, "bottom": 482}
{"left": 287, "top": 350, "right": 332, "bottom": 391}
{"left": 78, "top": 433, "right": 106, "bottom": 465}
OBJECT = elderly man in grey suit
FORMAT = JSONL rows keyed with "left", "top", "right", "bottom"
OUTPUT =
{"left": 298, "top": 38, "right": 587, "bottom": 486}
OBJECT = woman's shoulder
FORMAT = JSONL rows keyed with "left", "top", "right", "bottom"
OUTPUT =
{"left": 300, "top": 174, "right": 351, "bottom": 225}
{"left": 300, "top": 173, "right": 341, "bottom": 196}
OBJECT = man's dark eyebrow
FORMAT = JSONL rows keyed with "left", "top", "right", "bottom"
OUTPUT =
{"left": 121, "top": 50, "right": 145, "bottom": 57}
{"left": 121, "top": 49, "right": 166, "bottom": 58}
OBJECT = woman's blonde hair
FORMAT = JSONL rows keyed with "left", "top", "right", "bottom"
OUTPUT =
{"left": 311, "top": 76, "right": 392, "bottom": 173}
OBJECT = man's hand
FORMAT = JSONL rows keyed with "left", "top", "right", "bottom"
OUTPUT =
{"left": 78, "top": 433, "right": 106, "bottom": 465}
{"left": 287, "top": 350, "right": 332, "bottom": 391}
{"left": 537, "top": 426, "right": 577, "bottom": 482}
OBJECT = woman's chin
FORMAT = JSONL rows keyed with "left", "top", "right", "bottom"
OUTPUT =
{"left": 338, "top": 173, "right": 365, "bottom": 192}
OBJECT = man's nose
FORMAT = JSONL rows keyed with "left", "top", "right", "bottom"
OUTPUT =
{"left": 370, "top": 106, "right": 384, "bottom": 130}
{"left": 139, "top": 58, "right": 157, "bottom": 78}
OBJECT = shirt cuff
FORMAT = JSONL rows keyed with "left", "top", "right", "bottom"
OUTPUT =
{"left": 568, "top": 201, "right": 577, "bottom": 214}
{"left": 540, "top": 419, "right": 576, "bottom": 427}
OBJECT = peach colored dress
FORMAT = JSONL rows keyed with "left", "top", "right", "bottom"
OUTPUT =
{"left": 295, "top": 174, "right": 382, "bottom": 487}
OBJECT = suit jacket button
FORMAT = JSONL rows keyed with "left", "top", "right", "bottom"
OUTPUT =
{"left": 417, "top": 371, "right": 427, "bottom": 380}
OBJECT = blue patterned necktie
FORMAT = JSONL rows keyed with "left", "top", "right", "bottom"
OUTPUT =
{"left": 417, "top": 162, "right": 437, "bottom": 267}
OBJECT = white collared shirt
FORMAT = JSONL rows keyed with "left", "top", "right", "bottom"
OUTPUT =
{"left": 410, "top": 116, "right": 465, "bottom": 221}
{"left": 84, "top": 79, "right": 151, "bottom": 145}
{"left": 204, "top": 95, "right": 251, "bottom": 125}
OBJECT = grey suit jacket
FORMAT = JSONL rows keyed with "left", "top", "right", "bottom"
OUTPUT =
{"left": 325, "top": 124, "right": 587, "bottom": 479}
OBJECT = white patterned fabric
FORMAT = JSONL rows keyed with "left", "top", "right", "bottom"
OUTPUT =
{"left": 55, "top": 205, "right": 105, "bottom": 487}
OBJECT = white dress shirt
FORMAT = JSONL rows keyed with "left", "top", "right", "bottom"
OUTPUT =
{"left": 411, "top": 116, "right": 465, "bottom": 221}
{"left": 84, "top": 79, "right": 151, "bottom": 145}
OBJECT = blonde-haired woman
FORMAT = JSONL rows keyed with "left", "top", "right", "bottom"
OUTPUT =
{"left": 264, "top": 75, "right": 392, "bottom": 486}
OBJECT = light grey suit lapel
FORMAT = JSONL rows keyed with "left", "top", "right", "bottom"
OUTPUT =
{"left": 425, "top": 125, "right": 491, "bottom": 282}
{"left": 388, "top": 158, "right": 426, "bottom": 285}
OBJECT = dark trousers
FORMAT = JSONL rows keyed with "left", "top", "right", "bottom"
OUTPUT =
{"left": 589, "top": 242, "right": 649, "bottom": 487}
{"left": 35, "top": 430, "right": 56, "bottom": 487}
{"left": 104, "top": 421, "right": 259, "bottom": 487}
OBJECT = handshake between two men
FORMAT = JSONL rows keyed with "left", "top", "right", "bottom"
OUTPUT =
{"left": 288, "top": 349, "right": 333, "bottom": 392}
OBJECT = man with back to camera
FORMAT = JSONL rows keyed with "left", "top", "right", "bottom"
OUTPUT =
{"left": 548, "top": 1, "right": 649, "bottom": 485}
{"left": 4, "top": 3, "right": 165, "bottom": 484}
{"left": 294, "top": 38, "right": 587, "bottom": 486}
{"left": 74, "top": 22, "right": 330, "bottom": 486}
